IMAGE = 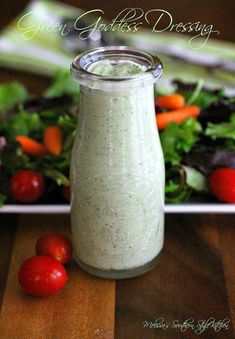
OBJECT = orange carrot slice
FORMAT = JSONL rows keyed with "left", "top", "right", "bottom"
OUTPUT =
{"left": 16, "top": 136, "right": 46, "bottom": 156}
{"left": 43, "top": 126, "right": 63, "bottom": 156}
{"left": 156, "top": 94, "right": 185, "bottom": 110}
{"left": 156, "top": 105, "right": 200, "bottom": 130}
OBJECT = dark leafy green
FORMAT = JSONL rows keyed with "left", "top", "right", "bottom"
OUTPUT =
{"left": 183, "top": 146, "right": 235, "bottom": 174}
{"left": 22, "top": 95, "right": 73, "bottom": 114}
{"left": 198, "top": 97, "right": 235, "bottom": 127}
{"left": 1, "top": 142, "right": 32, "bottom": 175}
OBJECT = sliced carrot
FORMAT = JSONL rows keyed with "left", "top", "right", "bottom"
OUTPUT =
{"left": 156, "top": 94, "right": 185, "bottom": 110}
{"left": 16, "top": 136, "right": 46, "bottom": 156}
{"left": 156, "top": 105, "right": 200, "bottom": 130}
{"left": 43, "top": 126, "right": 63, "bottom": 156}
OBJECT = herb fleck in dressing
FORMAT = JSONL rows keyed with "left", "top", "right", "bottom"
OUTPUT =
{"left": 71, "top": 47, "right": 164, "bottom": 278}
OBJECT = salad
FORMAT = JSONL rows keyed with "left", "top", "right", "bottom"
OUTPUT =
{"left": 0, "top": 70, "right": 235, "bottom": 206}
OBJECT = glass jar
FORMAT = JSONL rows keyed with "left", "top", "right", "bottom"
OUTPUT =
{"left": 70, "top": 46, "right": 165, "bottom": 279}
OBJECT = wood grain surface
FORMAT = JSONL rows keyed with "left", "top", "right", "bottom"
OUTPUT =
{"left": 115, "top": 214, "right": 235, "bottom": 339}
{"left": 0, "top": 215, "right": 115, "bottom": 339}
{"left": 0, "top": 215, "right": 18, "bottom": 308}
{"left": 0, "top": 214, "right": 234, "bottom": 338}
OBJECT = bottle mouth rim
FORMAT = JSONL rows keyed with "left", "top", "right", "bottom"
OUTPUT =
{"left": 71, "top": 46, "right": 163, "bottom": 83}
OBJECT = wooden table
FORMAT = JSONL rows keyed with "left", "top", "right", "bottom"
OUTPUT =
{"left": 0, "top": 213, "right": 234, "bottom": 338}
{"left": 0, "top": 2, "right": 235, "bottom": 336}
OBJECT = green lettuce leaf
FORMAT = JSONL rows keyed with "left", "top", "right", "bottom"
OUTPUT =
{"left": 58, "top": 114, "right": 77, "bottom": 131}
{"left": 205, "top": 114, "right": 235, "bottom": 140}
{"left": 160, "top": 118, "right": 202, "bottom": 165}
{"left": 174, "top": 79, "right": 224, "bottom": 109}
{"left": 188, "top": 88, "right": 223, "bottom": 109}
{"left": 165, "top": 166, "right": 191, "bottom": 203}
{"left": 2, "top": 111, "right": 43, "bottom": 140}
{"left": 0, "top": 193, "right": 6, "bottom": 207}
{"left": 0, "top": 82, "right": 28, "bottom": 112}
{"left": 44, "top": 69, "right": 79, "bottom": 102}
{"left": 42, "top": 168, "right": 69, "bottom": 186}
{"left": 0, "top": 143, "right": 32, "bottom": 175}
{"left": 183, "top": 165, "right": 209, "bottom": 191}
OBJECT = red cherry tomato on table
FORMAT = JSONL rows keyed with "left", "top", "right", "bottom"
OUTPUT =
{"left": 36, "top": 233, "right": 72, "bottom": 264}
{"left": 10, "top": 170, "right": 45, "bottom": 203}
{"left": 209, "top": 168, "right": 235, "bottom": 203}
{"left": 18, "top": 256, "right": 68, "bottom": 297}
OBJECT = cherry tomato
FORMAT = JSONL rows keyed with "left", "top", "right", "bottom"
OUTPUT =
{"left": 10, "top": 170, "right": 45, "bottom": 203}
{"left": 209, "top": 168, "right": 235, "bottom": 203}
{"left": 18, "top": 256, "right": 68, "bottom": 297}
{"left": 36, "top": 233, "right": 72, "bottom": 264}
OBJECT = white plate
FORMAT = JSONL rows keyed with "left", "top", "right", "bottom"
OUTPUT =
{"left": 0, "top": 204, "right": 235, "bottom": 214}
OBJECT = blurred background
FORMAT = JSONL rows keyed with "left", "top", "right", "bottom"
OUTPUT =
{"left": 0, "top": 0, "right": 235, "bottom": 93}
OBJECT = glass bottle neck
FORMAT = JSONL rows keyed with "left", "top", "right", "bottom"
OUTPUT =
{"left": 71, "top": 46, "right": 163, "bottom": 91}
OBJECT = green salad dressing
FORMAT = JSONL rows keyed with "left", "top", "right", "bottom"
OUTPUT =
{"left": 88, "top": 60, "right": 145, "bottom": 76}
{"left": 70, "top": 47, "right": 164, "bottom": 278}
